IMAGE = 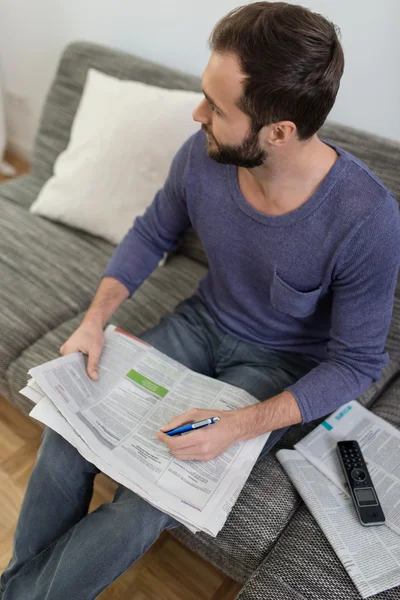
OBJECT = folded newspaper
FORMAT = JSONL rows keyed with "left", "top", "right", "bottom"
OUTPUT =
{"left": 276, "top": 400, "right": 400, "bottom": 598}
{"left": 20, "top": 324, "right": 271, "bottom": 537}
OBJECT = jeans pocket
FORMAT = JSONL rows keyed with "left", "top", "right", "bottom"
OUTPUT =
{"left": 270, "top": 268, "right": 322, "bottom": 318}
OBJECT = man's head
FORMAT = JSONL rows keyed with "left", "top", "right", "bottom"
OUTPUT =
{"left": 193, "top": 2, "right": 344, "bottom": 167}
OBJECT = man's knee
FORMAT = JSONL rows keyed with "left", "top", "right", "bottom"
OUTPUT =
{"left": 37, "top": 427, "right": 99, "bottom": 477}
{"left": 113, "top": 486, "right": 180, "bottom": 532}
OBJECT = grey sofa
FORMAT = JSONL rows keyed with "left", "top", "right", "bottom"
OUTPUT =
{"left": 1, "top": 41, "right": 400, "bottom": 600}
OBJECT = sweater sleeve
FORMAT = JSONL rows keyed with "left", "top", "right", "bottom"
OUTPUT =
{"left": 285, "top": 194, "right": 400, "bottom": 423}
{"left": 101, "top": 133, "right": 196, "bottom": 295}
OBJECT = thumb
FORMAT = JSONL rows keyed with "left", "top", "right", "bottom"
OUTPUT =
{"left": 87, "top": 346, "right": 101, "bottom": 380}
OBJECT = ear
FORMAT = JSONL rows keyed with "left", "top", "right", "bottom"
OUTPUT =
{"left": 265, "top": 121, "right": 297, "bottom": 147}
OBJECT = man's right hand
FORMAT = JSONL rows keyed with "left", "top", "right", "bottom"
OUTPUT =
{"left": 60, "top": 322, "right": 104, "bottom": 380}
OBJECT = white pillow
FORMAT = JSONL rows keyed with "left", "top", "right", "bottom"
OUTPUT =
{"left": 30, "top": 68, "right": 202, "bottom": 244}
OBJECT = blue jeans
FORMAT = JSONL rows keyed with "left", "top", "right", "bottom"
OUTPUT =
{"left": 0, "top": 295, "right": 317, "bottom": 599}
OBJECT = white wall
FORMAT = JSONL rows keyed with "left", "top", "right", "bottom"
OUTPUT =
{"left": 0, "top": 0, "right": 399, "bottom": 158}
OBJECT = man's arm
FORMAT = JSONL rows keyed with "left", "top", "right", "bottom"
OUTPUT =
{"left": 101, "top": 133, "right": 196, "bottom": 296}
{"left": 237, "top": 195, "right": 400, "bottom": 437}
{"left": 158, "top": 196, "right": 400, "bottom": 461}
{"left": 82, "top": 277, "right": 130, "bottom": 328}
{"left": 60, "top": 133, "right": 197, "bottom": 378}
{"left": 60, "top": 277, "right": 130, "bottom": 378}
{"left": 284, "top": 198, "right": 400, "bottom": 424}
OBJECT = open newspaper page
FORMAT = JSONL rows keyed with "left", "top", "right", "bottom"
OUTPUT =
{"left": 276, "top": 450, "right": 400, "bottom": 599}
{"left": 24, "top": 325, "right": 270, "bottom": 536}
{"left": 294, "top": 400, "right": 400, "bottom": 536}
{"left": 27, "top": 388, "right": 262, "bottom": 536}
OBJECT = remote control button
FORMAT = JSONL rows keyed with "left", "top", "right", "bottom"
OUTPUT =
{"left": 351, "top": 468, "right": 366, "bottom": 482}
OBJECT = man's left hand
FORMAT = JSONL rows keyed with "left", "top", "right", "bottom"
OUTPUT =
{"left": 156, "top": 408, "right": 243, "bottom": 461}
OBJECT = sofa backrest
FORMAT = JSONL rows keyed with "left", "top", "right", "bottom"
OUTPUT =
{"left": 32, "top": 41, "right": 400, "bottom": 359}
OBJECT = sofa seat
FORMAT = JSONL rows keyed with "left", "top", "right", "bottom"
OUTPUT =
{"left": 6, "top": 252, "right": 302, "bottom": 583}
{"left": 236, "top": 505, "right": 362, "bottom": 600}
{"left": 0, "top": 183, "right": 117, "bottom": 399}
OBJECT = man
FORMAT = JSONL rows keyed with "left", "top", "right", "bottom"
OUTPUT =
{"left": 2, "top": 2, "right": 400, "bottom": 599}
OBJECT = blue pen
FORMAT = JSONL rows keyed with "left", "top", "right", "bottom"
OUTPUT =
{"left": 165, "top": 416, "right": 221, "bottom": 436}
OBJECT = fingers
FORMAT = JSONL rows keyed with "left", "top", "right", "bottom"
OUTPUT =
{"left": 157, "top": 429, "right": 206, "bottom": 450}
{"left": 160, "top": 408, "right": 200, "bottom": 432}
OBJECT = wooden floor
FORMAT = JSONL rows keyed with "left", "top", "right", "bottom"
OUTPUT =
{"left": 0, "top": 152, "right": 242, "bottom": 599}
{"left": 0, "top": 150, "right": 30, "bottom": 182}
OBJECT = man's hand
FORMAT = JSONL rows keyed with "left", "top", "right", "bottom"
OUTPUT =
{"left": 156, "top": 408, "right": 243, "bottom": 461}
{"left": 155, "top": 391, "right": 303, "bottom": 461}
{"left": 60, "top": 322, "right": 104, "bottom": 380}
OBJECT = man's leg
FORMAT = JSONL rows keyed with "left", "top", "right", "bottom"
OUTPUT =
{"left": 0, "top": 427, "right": 101, "bottom": 594}
{"left": 1, "top": 295, "right": 217, "bottom": 599}
{"left": 2, "top": 486, "right": 181, "bottom": 600}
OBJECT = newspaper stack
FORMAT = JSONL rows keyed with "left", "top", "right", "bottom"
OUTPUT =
{"left": 21, "top": 325, "right": 270, "bottom": 537}
{"left": 276, "top": 401, "right": 400, "bottom": 598}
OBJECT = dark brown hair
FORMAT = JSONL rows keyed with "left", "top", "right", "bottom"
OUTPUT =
{"left": 209, "top": 2, "right": 344, "bottom": 140}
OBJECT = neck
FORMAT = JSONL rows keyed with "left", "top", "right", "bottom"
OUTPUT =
{"left": 240, "top": 135, "right": 338, "bottom": 216}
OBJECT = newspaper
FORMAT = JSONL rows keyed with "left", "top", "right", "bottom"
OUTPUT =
{"left": 294, "top": 400, "right": 400, "bottom": 536}
{"left": 20, "top": 324, "right": 270, "bottom": 537}
{"left": 277, "top": 451, "right": 400, "bottom": 598}
{"left": 276, "top": 401, "right": 400, "bottom": 598}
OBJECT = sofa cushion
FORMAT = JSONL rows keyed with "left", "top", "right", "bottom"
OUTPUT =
{"left": 31, "top": 41, "right": 201, "bottom": 191}
{"left": 30, "top": 68, "right": 202, "bottom": 245}
{"left": 170, "top": 453, "right": 301, "bottom": 583}
{"left": 236, "top": 504, "right": 400, "bottom": 600}
{"left": 0, "top": 195, "right": 117, "bottom": 400}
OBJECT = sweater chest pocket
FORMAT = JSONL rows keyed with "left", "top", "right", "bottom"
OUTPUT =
{"left": 270, "top": 269, "right": 322, "bottom": 318}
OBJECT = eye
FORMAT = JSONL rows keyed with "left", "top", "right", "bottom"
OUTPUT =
{"left": 208, "top": 102, "right": 220, "bottom": 116}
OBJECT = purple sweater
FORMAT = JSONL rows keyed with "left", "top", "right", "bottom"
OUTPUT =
{"left": 103, "top": 130, "right": 400, "bottom": 423}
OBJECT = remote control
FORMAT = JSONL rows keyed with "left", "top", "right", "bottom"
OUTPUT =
{"left": 337, "top": 440, "right": 385, "bottom": 526}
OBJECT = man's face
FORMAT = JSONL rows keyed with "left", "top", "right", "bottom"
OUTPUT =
{"left": 193, "top": 52, "right": 267, "bottom": 168}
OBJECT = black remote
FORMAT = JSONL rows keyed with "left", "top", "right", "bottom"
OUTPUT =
{"left": 337, "top": 440, "right": 385, "bottom": 527}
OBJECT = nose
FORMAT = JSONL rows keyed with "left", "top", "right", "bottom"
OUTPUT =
{"left": 192, "top": 97, "right": 210, "bottom": 126}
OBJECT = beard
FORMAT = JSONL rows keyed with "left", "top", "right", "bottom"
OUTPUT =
{"left": 202, "top": 125, "right": 266, "bottom": 168}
